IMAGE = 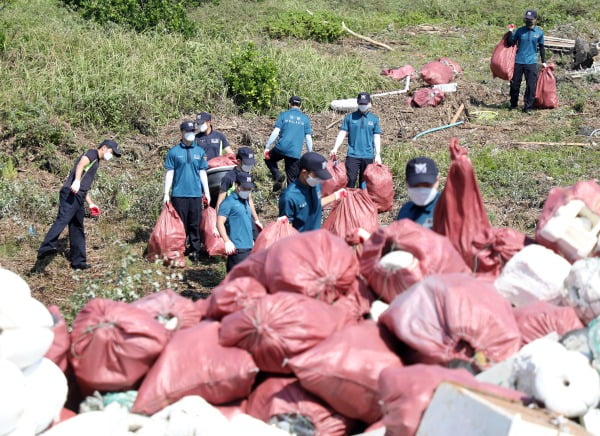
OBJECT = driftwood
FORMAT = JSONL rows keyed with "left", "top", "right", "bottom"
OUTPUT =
{"left": 326, "top": 117, "right": 344, "bottom": 129}
{"left": 513, "top": 141, "right": 592, "bottom": 147}
{"left": 450, "top": 104, "right": 465, "bottom": 125}
{"left": 341, "top": 22, "right": 394, "bottom": 51}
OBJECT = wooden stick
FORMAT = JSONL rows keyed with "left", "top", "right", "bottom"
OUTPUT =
{"left": 450, "top": 103, "right": 465, "bottom": 124}
{"left": 341, "top": 22, "right": 394, "bottom": 51}
{"left": 513, "top": 141, "right": 592, "bottom": 147}
{"left": 326, "top": 117, "right": 344, "bottom": 129}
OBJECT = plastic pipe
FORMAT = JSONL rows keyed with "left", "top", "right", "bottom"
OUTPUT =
{"left": 412, "top": 121, "right": 464, "bottom": 140}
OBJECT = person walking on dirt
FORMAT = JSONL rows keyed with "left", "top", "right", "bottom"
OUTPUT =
{"left": 36, "top": 139, "right": 121, "bottom": 270}
{"left": 396, "top": 157, "right": 441, "bottom": 229}
{"left": 163, "top": 120, "right": 211, "bottom": 264}
{"left": 215, "top": 146, "right": 262, "bottom": 236}
{"left": 330, "top": 92, "right": 382, "bottom": 187}
{"left": 278, "top": 152, "right": 347, "bottom": 232}
{"left": 195, "top": 112, "right": 233, "bottom": 160}
{"left": 507, "top": 9, "right": 547, "bottom": 113}
{"left": 264, "top": 96, "right": 313, "bottom": 192}
{"left": 217, "top": 172, "right": 255, "bottom": 272}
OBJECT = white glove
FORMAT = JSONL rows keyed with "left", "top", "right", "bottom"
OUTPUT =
{"left": 255, "top": 220, "right": 263, "bottom": 231}
{"left": 224, "top": 240, "right": 236, "bottom": 255}
{"left": 542, "top": 62, "right": 548, "bottom": 68}
{"left": 163, "top": 193, "right": 170, "bottom": 204}
{"left": 70, "top": 179, "right": 81, "bottom": 194}
{"left": 277, "top": 216, "right": 289, "bottom": 223}
{"left": 204, "top": 193, "right": 211, "bottom": 206}
{"left": 212, "top": 225, "right": 220, "bottom": 236}
{"left": 375, "top": 154, "right": 382, "bottom": 164}
{"left": 334, "top": 188, "right": 348, "bottom": 201}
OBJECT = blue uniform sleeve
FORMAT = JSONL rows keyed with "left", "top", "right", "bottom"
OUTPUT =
{"left": 340, "top": 114, "right": 350, "bottom": 132}
{"left": 373, "top": 116, "right": 382, "bottom": 134}
{"left": 218, "top": 199, "right": 232, "bottom": 218}
{"left": 274, "top": 112, "right": 285, "bottom": 129}
{"left": 278, "top": 192, "right": 294, "bottom": 222}
{"left": 304, "top": 115, "right": 313, "bottom": 135}
{"left": 164, "top": 148, "right": 175, "bottom": 170}
{"left": 197, "top": 148, "right": 208, "bottom": 171}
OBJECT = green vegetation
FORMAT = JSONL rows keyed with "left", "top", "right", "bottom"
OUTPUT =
{"left": 266, "top": 10, "right": 343, "bottom": 42}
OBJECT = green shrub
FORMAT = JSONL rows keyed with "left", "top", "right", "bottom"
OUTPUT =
{"left": 266, "top": 11, "right": 343, "bottom": 43}
{"left": 60, "top": 0, "right": 196, "bottom": 37}
{"left": 224, "top": 43, "right": 279, "bottom": 112}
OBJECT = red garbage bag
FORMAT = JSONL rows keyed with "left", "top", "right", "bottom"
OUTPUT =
{"left": 247, "top": 377, "right": 354, "bottom": 436}
{"left": 534, "top": 64, "right": 558, "bottom": 109}
{"left": 379, "top": 274, "right": 521, "bottom": 366}
{"left": 411, "top": 87, "right": 445, "bottom": 108}
{"left": 219, "top": 292, "right": 347, "bottom": 373}
{"left": 438, "top": 57, "right": 463, "bottom": 75}
{"left": 535, "top": 180, "right": 600, "bottom": 262}
{"left": 70, "top": 299, "right": 169, "bottom": 394}
{"left": 207, "top": 276, "right": 267, "bottom": 320}
{"left": 145, "top": 203, "right": 186, "bottom": 267}
{"left": 131, "top": 289, "right": 204, "bottom": 332}
{"left": 380, "top": 65, "right": 415, "bottom": 80}
{"left": 363, "top": 163, "right": 394, "bottom": 212}
{"left": 332, "top": 277, "right": 374, "bottom": 324}
{"left": 288, "top": 321, "right": 403, "bottom": 424}
{"left": 359, "top": 219, "right": 469, "bottom": 303}
{"left": 321, "top": 156, "right": 347, "bottom": 197}
{"left": 379, "top": 365, "right": 524, "bottom": 436}
{"left": 264, "top": 230, "right": 359, "bottom": 304}
{"left": 45, "top": 305, "right": 70, "bottom": 373}
{"left": 323, "top": 189, "right": 379, "bottom": 240}
{"left": 221, "top": 248, "right": 269, "bottom": 286}
{"left": 201, "top": 207, "right": 226, "bottom": 256}
{"left": 433, "top": 138, "right": 526, "bottom": 275}
{"left": 420, "top": 61, "right": 453, "bottom": 85}
{"left": 514, "top": 301, "right": 584, "bottom": 345}
{"left": 490, "top": 32, "right": 517, "bottom": 80}
{"left": 132, "top": 321, "right": 258, "bottom": 415}
{"left": 208, "top": 153, "right": 237, "bottom": 169}
{"left": 252, "top": 218, "right": 299, "bottom": 253}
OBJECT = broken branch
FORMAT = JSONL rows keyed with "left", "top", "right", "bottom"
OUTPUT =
{"left": 341, "top": 22, "right": 394, "bottom": 51}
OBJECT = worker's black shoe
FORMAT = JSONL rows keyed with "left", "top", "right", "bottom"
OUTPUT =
{"left": 272, "top": 174, "right": 286, "bottom": 192}
{"left": 522, "top": 108, "right": 532, "bottom": 114}
{"left": 71, "top": 263, "right": 91, "bottom": 270}
{"left": 188, "top": 252, "right": 200, "bottom": 265}
{"left": 508, "top": 105, "right": 518, "bottom": 111}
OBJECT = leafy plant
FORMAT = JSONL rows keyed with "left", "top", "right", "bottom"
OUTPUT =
{"left": 224, "top": 43, "right": 279, "bottom": 112}
{"left": 266, "top": 11, "right": 343, "bottom": 43}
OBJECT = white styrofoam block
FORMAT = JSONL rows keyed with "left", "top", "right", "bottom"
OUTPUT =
{"left": 369, "top": 300, "right": 389, "bottom": 323}
{"left": 581, "top": 408, "right": 600, "bottom": 435}
{"left": 494, "top": 244, "right": 571, "bottom": 307}
{"left": 563, "top": 258, "right": 600, "bottom": 324}
{"left": 41, "top": 404, "right": 130, "bottom": 436}
{"left": 0, "top": 268, "right": 31, "bottom": 302}
{"left": 0, "top": 358, "right": 27, "bottom": 435}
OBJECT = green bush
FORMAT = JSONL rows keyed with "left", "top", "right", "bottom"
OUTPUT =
{"left": 60, "top": 0, "right": 196, "bottom": 37}
{"left": 266, "top": 11, "right": 343, "bottom": 43}
{"left": 224, "top": 43, "right": 279, "bottom": 112}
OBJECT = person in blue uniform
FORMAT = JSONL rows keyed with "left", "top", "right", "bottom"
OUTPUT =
{"left": 278, "top": 152, "right": 346, "bottom": 232}
{"left": 507, "top": 9, "right": 547, "bottom": 113}
{"left": 397, "top": 157, "right": 441, "bottom": 229}
{"left": 264, "top": 96, "right": 313, "bottom": 191}
{"left": 217, "top": 172, "right": 256, "bottom": 272}
{"left": 330, "top": 92, "right": 382, "bottom": 188}
{"left": 36, "top": 139, "right": 121, "bottom": 270}
{"left": 163, "top": 120, "right": 211, "bottom": 264}
{"left": 195, "top": 112, "right": 233, "bottom": 160}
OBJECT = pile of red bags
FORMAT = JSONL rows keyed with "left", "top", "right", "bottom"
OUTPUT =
{"left": 145, "top": 203, "right": 186, "bottom": 267}
{"left": 514, "top": 301, "right": 584, "bottom": 345}
{"left": 490, "top": 32, "right": 517, "bottom": 80}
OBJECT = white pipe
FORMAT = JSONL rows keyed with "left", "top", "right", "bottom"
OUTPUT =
{"left": 330, "top": 76, "right": 411, "bottom": 112}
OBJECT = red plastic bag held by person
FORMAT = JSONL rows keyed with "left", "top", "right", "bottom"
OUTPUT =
{"left": 146, "top": 203, "right": 186, "bottom": 267}
{"left": 379, "top": 274, "right": 521, "bottom": 367}
{"left": 70, "top": 299, "right": 169, "bottom": 394}
{"left": 45, "top": 305, "right": 70, "bottom": 373}
{"left": 323, "top": 189, "right": 379, "bottom": 240}
{"left": 201, "top": 207, "right": 227, "bottom": 256}
{"left": 363, "top": 163, "right": 394, "bottom": 213}
{"left": 534, "top": 64, "right": 558, "bottom": 109}
{"left": 252, "top": 217, "right": 299, "bottom": 253}
{"left": 131, "top": 289, "right": 204, "bottom": 332}
{"left": 420, "top": 61, "right": 453, "bottom": 85}
{"left": 514, "top": 301, "right": 584, "bottom": 345}
{"left": 321, "top": 156, "right": 347, "bottom": 197}
{"left": 490, "top": 32, "right": 517, "bottom": 80}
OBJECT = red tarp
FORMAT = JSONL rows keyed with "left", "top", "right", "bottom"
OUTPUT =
{"left": 206, "top": 276, "right": 267, "bottom": 320}
{"left": 379, "top": 274, "right": 521, "bottom": 366}
{"left": 145, "top": 203, "right": 186, "bottom": 267}
{"left": 514, "top": 301, "right": 584, "bottom": 345}
{"left": 131, "top": 289, "right": 204, "bottom": 332}
{"left": 252, "top": 219, "right": 299, "bottom": 253}
{"left": 363, "top": 163, "right": 395, "bottom": 212}
{"left": 490, "top": 33, "right": 517, "bottom": 81}
{"left": 219, "top": 292, "right": 347, "bottom": 373}
{"left": 132, "top": 321, "right": 258, "bottom": 415}
{"left": 534, "top": 64, "right": 558, "bottom": 109}
{"left": 322, "top": 189, "right": 379, "bottom": 240}
{"left": 359, "top": 219, "right": 469, "bottom": 303}
{"left": 70, "top": 299, "right": 168, "bottom": 394}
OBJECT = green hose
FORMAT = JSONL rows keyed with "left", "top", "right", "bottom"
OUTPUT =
{"left": 412, "top": 121, "right": 465, "bottom": 140}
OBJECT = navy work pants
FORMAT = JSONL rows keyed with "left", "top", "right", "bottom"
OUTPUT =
{"left": 345, "top": 156, "right": 373, "bottom": 188}
{"left": 265, "top": 148, "right": 300, "bottom": 185}
{"left": 171, "top": 197, "right": 202, "bottom": 256}
{"left": 38, "top": 187, "right": 86, "bottom": 267}
{"left": 510, "top": 63, "right": 539, "bottom": 110}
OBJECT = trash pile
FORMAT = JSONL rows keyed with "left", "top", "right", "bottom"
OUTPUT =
{"left": 3, "top": 138, "right": 600, "bottom": 435}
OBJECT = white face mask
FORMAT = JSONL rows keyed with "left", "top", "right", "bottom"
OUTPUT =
{"left": 306, "top": 176, "right": 322, "bottom": 187}
{"left": 358, "top": 104, "right": 369, "bottom": 113}
{"left": 183, "top": 132, "right": 196, "bottom": 142}
{"left": 407, "top": 187, "right": 438, "bottom": 206}
{"left": 238, "top": 190, "right": 250, "bottom": 199}
{"left": 104, "top": 152, "right": 113, "bottom": 161}
{"left": 241, "top": 164, "right": 253, "bottom": 172}
{"left": 199, "top": 123, "right": 208, "bottom": 133}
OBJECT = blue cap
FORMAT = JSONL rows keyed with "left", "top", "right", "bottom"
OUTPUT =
{"left": 236, "top": 172, "right": 254, "bottom": 189}
{"left": 180, "top": 120, "right": 195, "bottom": 132}
{"left": 299, "top": 152, "right": 332, "bottom": 180}
{"left": 406, "top": 157, "right": 438, "bottom": 186}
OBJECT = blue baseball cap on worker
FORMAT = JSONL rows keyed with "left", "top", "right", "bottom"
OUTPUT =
{"left": 180, "top": 120, "right": 195, "bottom": 132}
{"left": 236, "top": 171, "right": 254, "bottom": 189}
{"left": 524, "top": 9, "right": 538, "bottom": 19}
{"left": 289, "top": 96, "right": 302, "bottom": 106}
{"left": 299, "top": 152, "right": 332, "bottom": 180}
{"left": 236, "top": 146, "right": 256, "bottom": 166}
{"left": 406, "top": 157, "right": 438, "bottom": 186}
{"left": 357, "top": 92, "right": 371, "bottom": 104}
{"left": 99, "top": 139, "right": 121, "bottom": 157}
{"left": 196, "top": 112, "right": 211, "bottom": 124}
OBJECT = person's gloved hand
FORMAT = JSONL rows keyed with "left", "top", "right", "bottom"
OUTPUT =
{"left": 508, "top": 24, "right": 515, "bottom": 31}
{"left": 542, "top": 62, "right": 548, "bottom": 68}
{"left": 203, "top": 195, "right": 211, "bottom": 207}
{"left": 356, "top": 228, "right": 372, "bottom": 243}
{"left": 264, "top": 149, "right": 271, "bottom": 160}
{"left": 163, "top": 193, "right": 170, "bottom": 204}
{"left": 334, "top": 188, "right": 348, "bottom": 201}
{"left": 224, "top": 240, "right": 236, "bottom": 255}
{"left": 70, "top": 179, "right": 81, "bottom": 194}
{"left": 276, "top": 216, "right": 289, "bottom": 223}
{"left": 255, "top": 220, "right": 264, "bottom": 231}
{"left": 89, "top": 204, "right": 101, "bottom": 217}
{"left": 374, "top": 154, "right": 382, "bottom": 164}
